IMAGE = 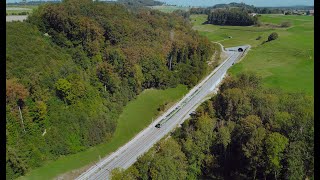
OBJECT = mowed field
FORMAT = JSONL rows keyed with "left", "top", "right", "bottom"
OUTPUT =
{"left": 18, "top": 85, "right": 188, "bottom": 179}
{"left": 191, "top": 14, "right": 314, "bottom": 95}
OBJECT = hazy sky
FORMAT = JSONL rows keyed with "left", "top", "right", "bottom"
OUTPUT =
{"left": 158, "top": 0, "right": 314, "bottom": 7}
{"left": 6, "top": 0, "right": 314, "bottom": 7}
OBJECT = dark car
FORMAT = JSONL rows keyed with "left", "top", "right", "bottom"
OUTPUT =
{"left": 155, "top": 123, "right": 161, "bottom": 128}
{"left": 238, "top": 48, "right": 244, "bottom": 52}
{"left": 189, "top": 111, "right": 196, "bottom": 116}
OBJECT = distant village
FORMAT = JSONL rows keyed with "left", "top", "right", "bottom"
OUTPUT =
{"left": 284, "top": 9, "right": 314, "bottom": 16}
{"left": 248, "top": 9, "right": 314, "bottom": 17}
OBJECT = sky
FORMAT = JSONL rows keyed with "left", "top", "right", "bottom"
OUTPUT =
{"left": 158, "top": 0, "right": 314, "bottom": 7}
{"left": 6, "top": 0, "right": 314, "bottom": 7}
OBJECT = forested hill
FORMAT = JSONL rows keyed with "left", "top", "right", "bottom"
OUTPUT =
{"left": 190, "top": 2, "right": 288, "bottom": 15}
{"left": 118, "top": 0, "right": 164, "bottom": 6}
{"left": 6, "top": 0, "right": 215, "bottom": 179}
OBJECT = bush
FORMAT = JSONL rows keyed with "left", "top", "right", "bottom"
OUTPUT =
{"left": 18, "top": 12, "right": 29, "bottom": 15}
{"left": 268, "top": 32, "right": 278, "bottom": 42}
{"left": 285, "top": 12, "right": 292, "bottom": 15}
{"left": 255, "top": 21, "right": 262, "bottom": 27}
{"left": 280, "top": 21, "right": 291, "bottom": 28}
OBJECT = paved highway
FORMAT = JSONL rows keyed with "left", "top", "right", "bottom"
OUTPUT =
{"left": 76, "top": 45, "right": 250, "bottom": 180}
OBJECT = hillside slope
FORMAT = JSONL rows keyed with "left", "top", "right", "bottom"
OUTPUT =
{"left": 6, "top": 1, "right": 216, "bottom": 179}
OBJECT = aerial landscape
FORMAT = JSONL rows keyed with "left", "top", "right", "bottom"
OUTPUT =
{"left": 6, "top": 0, "right": 314, "bottom": 180}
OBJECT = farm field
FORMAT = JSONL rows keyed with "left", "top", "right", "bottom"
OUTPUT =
{"left": 148, "top": 5, "right": 190, "bottom": 13}
{"left": 191, "top": 14, "right": 314, "bottom": 95}
{"left": 18, "top": 85, "right": 188, "bottom": 179}
{"left": 6, "top": 5, "right": 38, "bottom": 15}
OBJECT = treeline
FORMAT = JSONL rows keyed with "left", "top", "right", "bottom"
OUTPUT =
{"left": 207, "top": 9, "right": 258, "bottom": 26}
{"left": 190, "top": 2, "right": 285, "bottom": 15}
{"left": 118, "top": 0, "right": 164, "bottom": 6}
{"left": 6, "top": 0, "right": 215, "bottom": 179}
{"left": 111, "top": 72, "right": 314, "bottom": 180}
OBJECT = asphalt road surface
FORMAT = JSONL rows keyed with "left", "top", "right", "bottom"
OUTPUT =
{"left": 77, "top": 45, "right": 250, "bottom": 180}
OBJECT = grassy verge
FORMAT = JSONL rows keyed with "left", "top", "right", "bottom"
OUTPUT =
{"left": 18, "top": 85, "right": 188, "bottom": 180}
{"left": 191, "top": 14, "right": 314, "bottom": 95}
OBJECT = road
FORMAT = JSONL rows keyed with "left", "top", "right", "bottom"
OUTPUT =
{"left": 76, "top": 45, "right": 250, "bottom": 180}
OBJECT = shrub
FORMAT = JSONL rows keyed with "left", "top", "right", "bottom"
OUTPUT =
{"left": 255, "top": 21, "right": 262, "bottom": 27}
{"left": 18, "top": 12, "right": 28, "bottom": 15}
{"left": 280, "top": 21, "right": 291, "bottom": 28}
{"left": 284, "top": 12, "right": 292, "bottom": 15}
{"left": 268, "top": 32, "right": 278, "bottom": 42}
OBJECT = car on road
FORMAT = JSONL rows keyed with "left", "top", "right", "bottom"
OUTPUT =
{"left": 189, "top": 111, "right": 196, "bottom": 116}
{"left": 155, "top": 123, "right": 161, "bottom": 128}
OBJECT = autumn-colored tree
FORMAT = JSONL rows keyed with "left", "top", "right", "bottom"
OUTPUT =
{"left": 6, "top": 78, "right": 29, "bottom": 105}
{"left": 96, "top": 62, "right": 120, "bottom": 93}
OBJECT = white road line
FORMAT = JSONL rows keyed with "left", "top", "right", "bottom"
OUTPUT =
{"left": 76, "top": 45, "right": 250, "bottom": 180}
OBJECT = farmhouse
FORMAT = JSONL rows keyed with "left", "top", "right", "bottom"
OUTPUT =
{"left": 249, "top": 13, "right": 257, "bottom": 16}
{"left": 309, "top": 10, "right": 314, "bottom": 16}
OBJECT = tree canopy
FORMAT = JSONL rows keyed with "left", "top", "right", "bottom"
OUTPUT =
{"left": 113, "top": 72, "right": 314, "bottom": 180}
{"left": 6, "top": 0, "right": 216, "bottom": 179}
{"left": 207, "top": 9, "right": 258, "bottom": 26}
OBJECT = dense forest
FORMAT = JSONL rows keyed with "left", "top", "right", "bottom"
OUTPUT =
{"left": 190, "top": 2, "right": 286, "bottom": 15}
{"left": 207, "top": 9, "right": 258, "bottom": 26}
{"left": 6, "top": 0, "right": 216, "bottom": 179}
{"left": 111, "top": 73, "right": 314, "bottom": 180}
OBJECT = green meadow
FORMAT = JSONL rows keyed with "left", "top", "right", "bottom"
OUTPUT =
{"left": 6, "top": 5, "right": 38, "bottom": 15}
{"left": 18, "top": 85, "right": 188, "bottom": 179}
{"left": 191, "top": 14, "right": 314, "bottom": 95}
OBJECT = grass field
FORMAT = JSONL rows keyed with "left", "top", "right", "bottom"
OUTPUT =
{"left": 148, "top": 5, "right": 190, "bottom": 13}
{"left": 191, "top": 14, "right": 314, "bottom": 95}
{"left": 6, "top": 5, "right": 38, "bottom": 15}
{"left": 18, "top": 85, "right": 188, "bottom": 179}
